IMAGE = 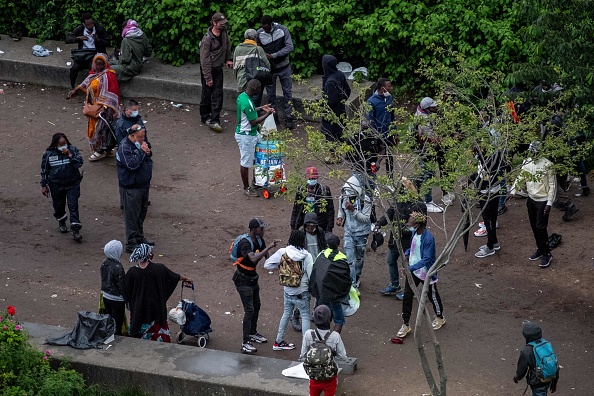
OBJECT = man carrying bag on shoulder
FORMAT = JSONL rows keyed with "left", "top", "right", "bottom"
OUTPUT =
{"left": 233, "top": 29, "right": 271, "bottom": 107}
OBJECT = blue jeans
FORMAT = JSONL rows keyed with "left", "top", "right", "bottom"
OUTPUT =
{"left": 318, "top": 300, "right": 345, "bottom": 326}
{"left": 532, "top": 386, "right": 548, "bottom": 396}
{"left": 275, "top": 291, "right": 310, "bottom": 344}
{"left": 387, "top": 246, "right": 400, "bottom": 286}
{"left": 344, "top": 233, "right": 368, "bottom": 285}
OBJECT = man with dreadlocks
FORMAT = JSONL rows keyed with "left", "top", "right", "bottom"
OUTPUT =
{"left": 124, "top": 244, "right": 192, "bottom": 342}
{"left": 264, "top": 229, "right": 314, "bottom": 351}
{"left": 396, "top": 211, "right": 445, "bottom": 338}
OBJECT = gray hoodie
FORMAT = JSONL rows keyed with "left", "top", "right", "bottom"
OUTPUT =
{"left": 337, "top": 175, "right": 372, "bottom": 237}
{"left": 264, "top": 245, "right": 313, "bottom": 295}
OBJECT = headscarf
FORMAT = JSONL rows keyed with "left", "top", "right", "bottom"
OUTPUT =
{"left": 78, "top": 53, "right": 120, "bottom": 113}
{"left": 129, "top": 243, "right": 153, "bottom": 263}
{"left": 313, "top": 305, "right": 332, "bottom": 330}
{"left": 104, "top": 240, "right": 123, "bottom": 261}
{"left": 122, "top": 19, "right": 144, "bottom": 38}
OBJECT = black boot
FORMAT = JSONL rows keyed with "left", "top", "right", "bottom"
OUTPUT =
{"left": 58, "top": 220, "right": 68, "bottom": 233}
{"left": 72, "top": 228, "right": 82, "bottom": 241}
{"left": 562, "top": 204, "right": 579, "bottom": 221}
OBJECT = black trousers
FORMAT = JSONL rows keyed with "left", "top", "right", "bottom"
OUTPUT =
{"left": 122, "top": 188, "right": 150, "bottom": 250}
{"left": 69, "top": 59, "right": 92, "bottom": 89}
{"left": 103, "top": 297, "right": 126, "bottom": 336}
{"left": 233, "top": 271, "right": 261, "bottom": 343}
{"left": 480, "top": 195, "right": 499, "bottom": 249}
{"left": 527, "top": 198, "right": 550, "bottom": 255}
{"left": 49, "top": 182, "right": 81, "bottom": 229}
{"left": 200, "top": 67, "right": 224, "bottom": 123}
{"left": 402, "top": 273, "right": 443, "bottom": 325}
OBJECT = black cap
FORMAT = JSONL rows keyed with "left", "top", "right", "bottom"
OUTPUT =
{"left": 303, "top": 212, "right": 319, "bottom": 226}
{"left": 325, "top": 233, "right": 340, "bottom": 250}
{"left": 249, "top": 218, "right": 267, "bottom": 230}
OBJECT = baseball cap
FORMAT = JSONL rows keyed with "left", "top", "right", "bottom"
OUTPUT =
{"left": 248, "top": 218, "right": 267, "bottom": 229}
{"left": 420, "top": 97, "right": 438, "bottom": 110}
{"left": 212, "top": 13, "right": 227, "bottom": 23}
{"left": 305, "top": 166, "right": 319, "bottom": 179}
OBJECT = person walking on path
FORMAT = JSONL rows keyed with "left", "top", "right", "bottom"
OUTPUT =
{"left": 264, "top": 230, "right": 314, "bottom": 351}
{"left": 397, "top": 211, "right": 445, "bottom": 338}
{"left": 308, "top": 233, "right": 351, "bottom": 333}
{"left": 290, "top": 166, "right": 334, "bottom": 233}
{"left": 235, "top": 79, "right": 275, "bottom": 197}
{"left": 511, "top": 142, "right": 556, "bottom": 268}
{"left": 100, "top": 240, "right": 126, "bottom": 335}
{"left": 513, "top": 321, "right": 559, "bottom": 395}
{"left": 336, "top": 175, "right": 371, "bottom": 291}
{"left": 116, "top": 126, "right": 154, "bottom": 253}
{"left": 233, "top": 219, "right": 278, "bottom": 353}
{"left": 257, "top": 15, "right": 295, "bottom": 129}
{"left": 199, "top": 12, "right": 233, "bottom": 133}
{"left": 111, "top": 20, "right": 153, "bottom": 82}
{"left": 367, "top": 78, "right": 397, "bottom": 176}
{"left": 124, "top": 244, "right": 192, "bottom": 342}
{"left": 40, "top": 132, "right": 84, "bottom": 241}
{"left": 233, "top": 28, "right": 270, "bottom": 105}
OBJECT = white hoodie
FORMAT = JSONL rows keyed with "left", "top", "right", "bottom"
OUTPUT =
{"left": 264, "top": 245, "right": 314, "bottom": 295}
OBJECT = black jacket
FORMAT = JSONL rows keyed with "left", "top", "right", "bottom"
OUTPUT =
{"left": 40, "top": 145, "right": 83, "bottom": 187}
{"left": 309, "top": 248, "right": 351, "bottom": 302}
{"left": 116, "top": 136, "right": 153, "bottom": 189}
{"left": 321, "top": 55, "right": 351, "bottom": 140}
{"left": 65, "top": 23, "right": 110, "bottom": 54}
{"left": 115, "top": 115, "right": 147, "bottom": 145}
{"left": 291, "top": 184, "right": 334, "bottom": 232}
{"left": 515, "top": 322, "right": 559, "bottom": 388}
{"left": 377, "top": 201, "right": 427, "bottom": 249}
{"left": 100, "top": 258, "right": 125, "bottom": 299}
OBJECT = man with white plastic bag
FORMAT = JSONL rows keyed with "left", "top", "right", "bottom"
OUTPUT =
{"left": 235, "top": 79, "right": 275, "bottom": 197}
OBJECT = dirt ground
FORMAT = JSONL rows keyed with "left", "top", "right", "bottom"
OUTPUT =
{"left": 0, "top": 82, "right": 593, "bottom": 395}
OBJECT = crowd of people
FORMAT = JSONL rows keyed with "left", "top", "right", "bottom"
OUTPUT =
{"left": 36, "top": 10, "right": 581, "bottom": 396}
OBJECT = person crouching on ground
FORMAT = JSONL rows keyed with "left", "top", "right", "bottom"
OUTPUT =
{"left": 100, "top": 240, "right": 126, "bottom": 335}
{"left": 300, "top": 305, "right": 347, "bottom": 396}
{"left": 235, "top": 79, "right": 275, "bottom": 197}
{"left": 397, "top": 211, "right": 445, "bottom": 338}
{"left": 264, "top": 230, "right": 314, "bottom": 351}
{"left": 233, "top": 219, "right": 278, "bottom": 353}
{"left": 124, "top": 244, "right": 192, "bottom": 342}
{"left": 40, "top": 132, "right": 84, "bottom": 241}
{"left": 308, "top": 233, "right": 351, "bottom": 334}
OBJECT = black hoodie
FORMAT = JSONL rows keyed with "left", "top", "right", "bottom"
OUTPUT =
{"left": 321, "top": 55, "right": 351, "bottom": 140}
{"left": 514, "top": 322, "right": 559, "bottom": 388}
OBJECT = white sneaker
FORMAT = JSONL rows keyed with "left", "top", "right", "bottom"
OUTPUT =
{"left": 441, "top": 193, "right": 455, "bottom": 206}
{"left": 432, "top": 317, "right": 446, "bottom": 330}
{"left": 397, "top": 324, "right": 412, "bottom": 338}
{"left": 426, "top": 201, "right": 444, "bottom": 213}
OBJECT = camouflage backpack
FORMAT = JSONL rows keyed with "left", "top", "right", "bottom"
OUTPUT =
{"left": 303, "top": 329, "right": 338, "bottom": 381}
{"left": 278, "top": 253, "right": 304, "bottom": 287}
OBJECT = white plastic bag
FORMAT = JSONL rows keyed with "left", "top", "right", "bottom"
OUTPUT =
{"left": 261, "top": 114, "right": 277, "bottom": 136}
{"left": 168, "top": 302, "right": 186, "bottom": 325}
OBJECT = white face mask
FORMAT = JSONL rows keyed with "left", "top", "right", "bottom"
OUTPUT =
{"left": 383, "top": 90, "right": 391, "bottom": 97}
{"left": 57, "top": 145, "right": 68, "bottom": 151}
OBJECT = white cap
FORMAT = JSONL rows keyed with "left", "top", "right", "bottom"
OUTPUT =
{"left": 420, "top": 97, "right": 438, "bottom": 110}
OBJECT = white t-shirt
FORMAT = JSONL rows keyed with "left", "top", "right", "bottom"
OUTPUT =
{"left": 83, "top": 28, "right": 96, "bottom": 49}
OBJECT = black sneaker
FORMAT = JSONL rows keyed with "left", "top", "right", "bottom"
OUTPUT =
{"left": 539, "top": 253, "right": 552, "bottom": 268}
{"left": 59, "top": 220, "right": 68, "bottom": 233}
{"left": 582, "top": 186, "right": 590, "bottom": 196}
{"left": 241, "top": 341, "right": 257, "bottom": 353}
{"left": 285, "top": 118, "right": 294, "bottom": 130}
{"left": 249, "top": 333, "right": 268, "bottom": 343}
{"left": 72, "top": 229, "right": 82, "bottom": 242}
{"left": 562, "top": 204, "right": 579, "bottom": 221}
{"left": 529, "top": 250, "right": 543, "bottom": 261}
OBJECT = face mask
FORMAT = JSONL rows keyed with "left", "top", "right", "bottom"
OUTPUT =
{"left": 134, "top": 141, "right": 141, "bottom": 150}
{"left": 383, "top": 91, "right": 391, "bottom": 98}
{"left": 130, "top": 110, "right": 139, "bottom": 117}
{"left": 307, "top": 179, "right": 318, "bottom": 186}
{"left": 408, "top": 226, "right": 418, "bottom": 233}
{"left": 219, "top": 25, "right": 227, "bottom": 31}
{"left": 57, "top": 145, "right": 68, "bottom": 151}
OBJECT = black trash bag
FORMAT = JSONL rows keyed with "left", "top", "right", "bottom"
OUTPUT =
{"left": 46, "top": 311, "right": 115, "bottom": 349}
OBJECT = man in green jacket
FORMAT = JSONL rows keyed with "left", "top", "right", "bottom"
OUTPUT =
{"left": 112, "top": 20, "right": 153, "bottom": 83}
{"left": 233, "top": 29, "right": 270, "bottom": 106}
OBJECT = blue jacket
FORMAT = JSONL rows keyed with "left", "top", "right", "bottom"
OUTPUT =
{"left": 40, "top": 145, "right": 83, "bottom": 187}
{"left": 116, "top": 137, "right": 153, "bottom": 189}
{"left": 405, "top": 228, "right": 437, "bottom": 282}
{"left": 367, "top": 92, "right": 394, "bottom": 136}
{"left": 114, "top": 114, "right": 147, "bottom": 146}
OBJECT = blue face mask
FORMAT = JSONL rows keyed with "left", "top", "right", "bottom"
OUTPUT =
{"left": 134, "top": 141, "right": 141, "bottom": 150}
{"left": 130, "top": 110, "right": 139, "bottom": 117}
{"left": 307, "top": 179, "right": 318, "bottom": 186}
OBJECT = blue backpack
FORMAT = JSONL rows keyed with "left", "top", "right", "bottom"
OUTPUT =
{"left": 229, "top": 234, "right": 262, "bottom": 262}
{"left": 528, "top": 339, "right": 558, "bottom": 382}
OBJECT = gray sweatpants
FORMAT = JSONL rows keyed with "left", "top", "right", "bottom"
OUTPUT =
{"left": 265, "top": 66, "right": 293, "bottom": 119}
{"left": 123, "top": 188, "right": 150, "bottom": 250}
